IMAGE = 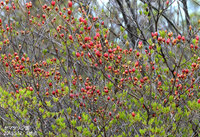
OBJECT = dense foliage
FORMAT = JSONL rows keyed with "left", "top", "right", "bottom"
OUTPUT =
{"left": 0, "top": 0, "right": 199, "bottom": 136}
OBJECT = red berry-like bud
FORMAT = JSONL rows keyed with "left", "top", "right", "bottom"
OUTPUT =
{"left": 104, "top": 89, "right": 108, "bottom": 93}
{"left": 21, "top": 57, "right": 25, "bottom": 62}
{"left": 5, "top": 6, "right": 9, "bottom": 11}
{"left": 15, "top": 84, "right": 18, "bottom": 88}
{"left": 103, "top": 53, "right": 108, "bottom": 58}
{"left": 95, "top": 50, "right": 101, "bottom": 57}
{"left": 158, "top": 37, "right": 162, "bottom": 42}
{"left": 166, "top": 38, "right": 170, "bottom": 44}
{"left": 151, "top": 32, "right": 154, "bottom": 37}
{"left": 166, "top": 0, "right": 169, "bottom": 5}
{"left": 140, "top": 79, "right": 144, "bottom": 83}
{"left": 108, "top": 66, "right": 112, "bottom": 70}
{"left": 51, "top": 1, "right": 55, "bottom": 6}
{"left": 198, "top": 99, "right": 200, "bottom": 104}
{"left": 46, "top": 92, "right": 49, "bottom": 96}
{"left": 49, "top": 82, "right": 53, "bottom": 87}
{"left": 132, "top": 112, "right": 135, "bottom": 117}
{"left": 29, "top": 87, "right": 33, "bottom": 91}
{"left": 190, "top": 44, "right": 194, "bottom": 49}
{"left": 135, "top": 61, "right": 139, "bottom": 67}
{"left": 96, "top": 89, "right": 100, "bottom": 93}
{"left": 76, "top": 52, "right": 80, "bottom": 58}
{"left": 68, "top": 1, "right": 72, "bottom": 8}
{"left": 182, "top": 36, "right": 185, "bottom": 41}
{"left": 68, "top": 9, "right": 72, "bottom": 15}
{"left": 108, "top": 49, "right": 112, "bottom": 53}
{"left": 177, "top": 35, "right": 181, "bottom": 40}
{"left": 70, "top": 93, "right": 74, "bottom": 98}
{"left": 196, "top": 36, "right": 199, "bottom": 41}
{"left": 69, "top": 35, "right": 73, "bottom": 40}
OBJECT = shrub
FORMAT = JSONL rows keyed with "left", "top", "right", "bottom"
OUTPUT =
{"left": 0, "top": 0, "right": 199, "bottom": 136}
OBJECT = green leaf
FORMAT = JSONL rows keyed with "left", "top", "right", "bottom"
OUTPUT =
{"left": 46, "top": 101, "right": 51, "bottom": 107}
{"left": 51, "top": 124, "right": 56, "bottom": 130}
{"left": 140, "top": 97, "right": 144, "bottom": 104}
{"left": 67, "top": 107, "right": 72, "bottom": 115}
{"left": 71, "top": 119, "right": 76, "bottom": 127}
{"left": 120, "top": 26, "right": 125, "bottom": 32}
{"left": 77, "top": 126, "right": 82, "bottom": 132}
{"left": 107, "top": 82, "right": 113, "bottom": 89}
{"left": 169, "top": 95, "right": 173, "bottom": 102}
{"left": 124, "top": 34, "right": 128, "bottom": 40}
{"left": 159, "top": 30, "right": 166, "bottom": 38}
